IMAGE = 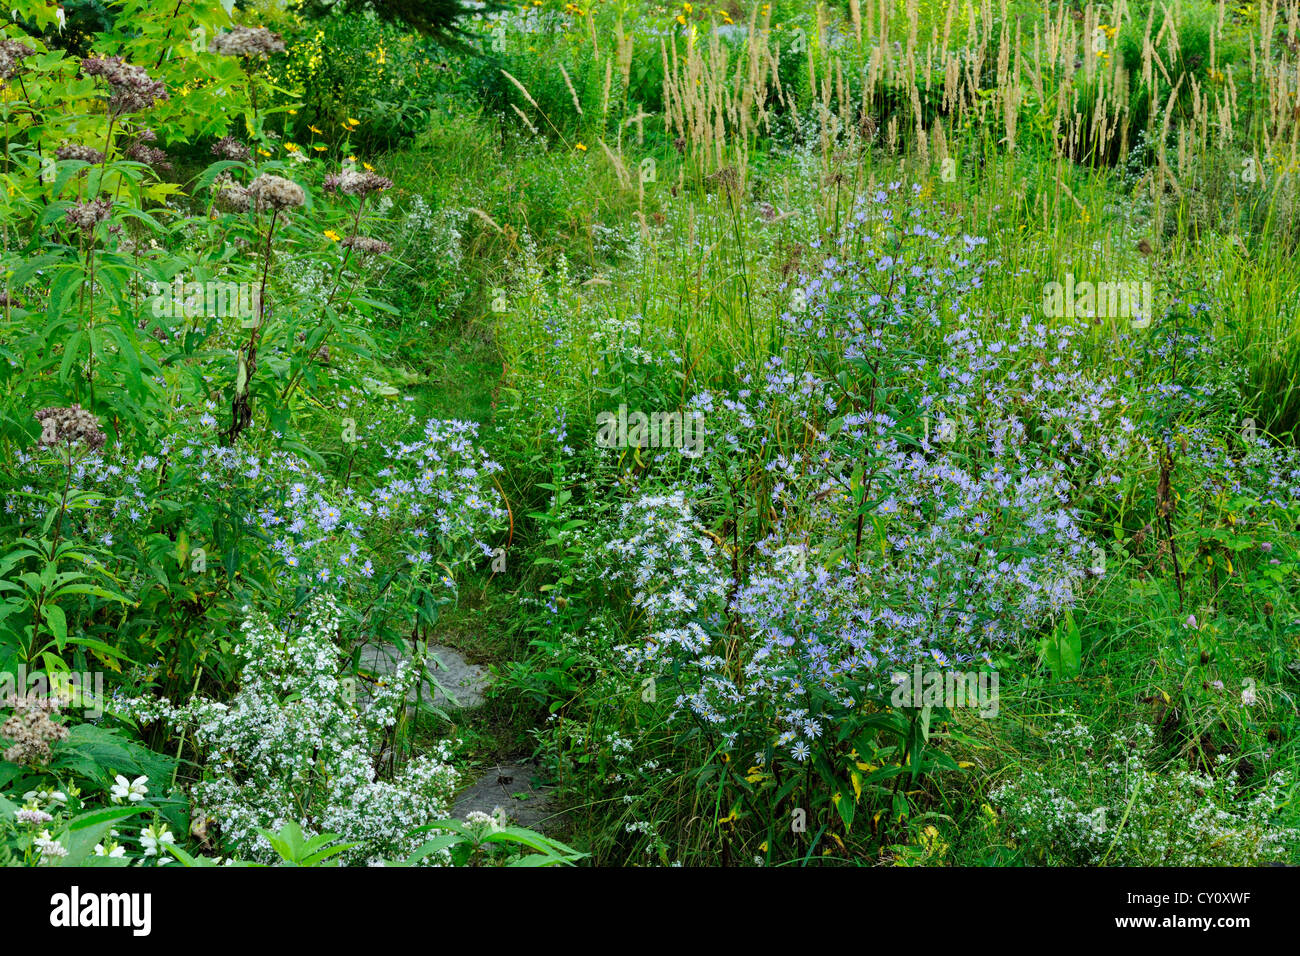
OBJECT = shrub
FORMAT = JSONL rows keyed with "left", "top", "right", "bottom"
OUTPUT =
{"left": 993, "top": 721, "right": 1300, "bottom": 866}
{"left": 126, "top": 596, "right": 460, "bottom": 865}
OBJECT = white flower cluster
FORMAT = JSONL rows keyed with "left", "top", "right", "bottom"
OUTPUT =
{"left": 33, "top": 829, "right": 68, "bottom": 862}
{"left": 125, "top": 597, "right": 459, "bottom": 865}
{"left": 992, "top": 721, "right": 1299, "bottom": 865}
{"left": 606, "top": 490, "right": 730, "bottom": 624}
{"left": 462, "top": 809, "right": 504, "bottom": 835}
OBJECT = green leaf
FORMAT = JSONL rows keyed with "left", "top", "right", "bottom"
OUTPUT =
{"left": 62, "top": 635, "right": 134, "bottom": 664}
{"left": 834, "top": 791, "right": 855, "bottom": 832}
{"left": 407, "top": 834, "right": 463, "bottom": 863}
{"left": 43, "top": 603, "right": 67, "bottom": 650}
{"left": 164, "top": 843, "right": 231, "bottom": 867}
{"left": 1040, "top": 610, "right": 1082, "bottom": 678}
{"left": 55, "top": 806, "right": 147, "bottom": 866}
{"left": 68, "top": 804, "right": 149, "bottom": 832}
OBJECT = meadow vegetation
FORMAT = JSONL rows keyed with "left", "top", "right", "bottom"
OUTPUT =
{"left": 0, "top": 0, "right": 1297, "bottom": 866}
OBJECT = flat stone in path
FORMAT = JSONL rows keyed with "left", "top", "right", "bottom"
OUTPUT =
{"left": 357, "top": 642, "right": 491, "bottom": 710}
{"left": 451, "top": 761, "right": 559, "bottom": 833}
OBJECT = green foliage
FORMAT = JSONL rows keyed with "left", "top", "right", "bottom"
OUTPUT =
{"left": 256, "top": 820, "right": 358, "bottom": 866}
{"left": 395, "top": 816, "right": 586, "bottom": 866}
{"left": 297, "top": 0, "right": 485, "bottom": 40}
{"left": 2, "top": 0, "right": 1299, "bottom": 871}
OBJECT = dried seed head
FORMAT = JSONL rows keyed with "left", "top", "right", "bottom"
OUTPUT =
{"left": 55, "top": 143, "right": 105, "bottom": 164}
{"left": 705, "top": 165, "right": 740, "bottom": 195}
{"left": 126, "top": 141, "right": 173, "bottom": 173}
{"left": 0, "top": 38, "right": 34, "bottom": 81}
{"left": 323, "top": 168, "right": 393, "bottom": 197}
{"left": 211, "top": 135, "right": 251, "bottom": 162}
{"left": 137, "top": 316, "right": 173, "bottom": 343}
{"left": 247, "top": 173, "right": 306, "bottom": 212}
{"left": 80, "top": 56, "right": 168, "bottom": 114}
{"left": 65, "top": 197, "right": 113, "bottom": 232}
{"left": 1, "top": 692, "right": 69, "bottom": 767}
{"left": 340, "top": 235, "right": 391, "bottom": 256}
{"left": 294, "top": 331, "right": 330, "bottom": 362}
{"left": 33, "top": 404, "right": 107, "bottom": 450}
{"left": 210, "top": 26, "right": 286, "bottom": 58}
{"left": 212, "top": 173, "right": 252, "bottom": 213}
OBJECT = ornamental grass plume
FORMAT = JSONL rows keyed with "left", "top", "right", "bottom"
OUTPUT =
{"left": 34, "top": 404, "right": 107, "bottom": 450}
